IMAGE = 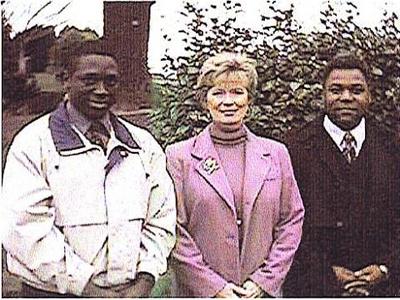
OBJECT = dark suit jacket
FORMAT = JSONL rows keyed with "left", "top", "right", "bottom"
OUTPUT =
{"left": 283, "top": 116, "right": 400, "bottom": 297}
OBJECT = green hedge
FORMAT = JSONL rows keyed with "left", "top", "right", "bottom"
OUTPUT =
{"left": 150, "top": 0, "right": 400, "bottom": 147}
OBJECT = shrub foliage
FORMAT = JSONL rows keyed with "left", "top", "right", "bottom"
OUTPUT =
{"left": 150, "top": 0, "right": 400, "bottom": 147}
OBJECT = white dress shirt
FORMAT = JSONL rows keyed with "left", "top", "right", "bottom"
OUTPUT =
{"left": 323, "top": 115, "right": 366, "bottom": 157}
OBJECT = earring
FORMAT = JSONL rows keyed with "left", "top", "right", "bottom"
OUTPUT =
{"left": 246, "top": 105, "right": 252, "bottom": 119}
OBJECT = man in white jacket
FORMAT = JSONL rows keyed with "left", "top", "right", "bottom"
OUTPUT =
{"left": 2, "top": 41, "right": 176, "bottom": 297}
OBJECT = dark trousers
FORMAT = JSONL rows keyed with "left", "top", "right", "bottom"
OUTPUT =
{"left": 21, "top": 283, "right": 77, "bottom": 298}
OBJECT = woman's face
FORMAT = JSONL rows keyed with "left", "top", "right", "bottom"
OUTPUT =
{"left": 206, "top": 73, "right": 250, "bottom": 127}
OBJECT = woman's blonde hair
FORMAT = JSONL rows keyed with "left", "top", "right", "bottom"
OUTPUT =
{"left": 196, "top": 52, "right": 258, "bottom": 105}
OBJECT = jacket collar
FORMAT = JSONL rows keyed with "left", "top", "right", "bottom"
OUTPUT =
{"left": 191, "top": 124, "right": 235, "bottom": 214}
{"left": 191, "top": 124, "right": 275, "bottom": 219}
{"left": 305, "top": 116, "right": 358, "bottom": 183}
{"left": 109, "top": 114, "right": 140, "bottom": 150}
{"left": 49, "top": 101, "right": 139, "bottom": 154}
{"left": 312, "top": 115, "right": 394, "bottom": 177}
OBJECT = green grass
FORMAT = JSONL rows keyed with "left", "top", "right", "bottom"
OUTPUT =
{"left": 150, "top": 271, "right": 172, "bottom": 297}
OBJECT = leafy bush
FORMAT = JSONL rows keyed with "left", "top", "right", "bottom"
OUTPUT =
{"left": 150, "top": 0, "right": 400, "bottom": 147}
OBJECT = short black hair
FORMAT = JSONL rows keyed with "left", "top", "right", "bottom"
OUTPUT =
{"left": 60, "top": 40, "right": 117, "bottom": 74}
{"left": 322, "top": 52, "right": 370, "bottom": 86}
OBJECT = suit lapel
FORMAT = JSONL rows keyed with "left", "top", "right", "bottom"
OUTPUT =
{"left": 313, "top": 120, "right": 349, "bottom": 184}
{"left": 192, "top": 126, "right": 236, "bottom": 217}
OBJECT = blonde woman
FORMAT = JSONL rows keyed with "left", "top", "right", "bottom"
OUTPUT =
{"left": 166, "top": 52, "right": 304, "bottom": 298}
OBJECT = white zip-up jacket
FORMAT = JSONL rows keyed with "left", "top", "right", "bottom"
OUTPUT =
{"left": 1, "top": 103, "right": 176, "bottom": 295}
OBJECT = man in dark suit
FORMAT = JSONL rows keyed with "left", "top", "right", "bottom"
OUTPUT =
{"left": 284, "top": 53, "right": 400, "bottom": 297}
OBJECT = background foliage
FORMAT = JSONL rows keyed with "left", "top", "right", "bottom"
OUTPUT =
{"left": 2, "top": 3, "right": 40, "bottom": 108}
{"left": 150, "top": 0, "right": 400, "bottom": 147}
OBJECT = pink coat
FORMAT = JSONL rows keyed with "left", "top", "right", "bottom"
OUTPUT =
{"left": 166, "top": 125, "right": 304, "bottom": 297}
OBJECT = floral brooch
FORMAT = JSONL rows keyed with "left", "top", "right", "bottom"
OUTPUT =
{"left": 202, "top": 157, "right": 219, "bottom": 175}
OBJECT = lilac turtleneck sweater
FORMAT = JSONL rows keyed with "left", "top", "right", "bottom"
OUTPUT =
{"left": 210, "top": 123, "right": 247, "bottom": 250}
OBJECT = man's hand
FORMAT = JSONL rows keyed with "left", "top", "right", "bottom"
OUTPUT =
{"left": 241, "top": 280, "right": 264, "bottom": 298}
{"left": 332, "top": 265, "right": 357, "bottom": 285}
{"left": 344, "top": 287, "right": 370, "bottom": 297}
{"left": 215, "top": 283, "right": 248, "bottom": 298}
{"left": 332, "top": 265, "right": 361, "bottom": 296}
{"left": 344, "top": 264, "right": 386, "bottom": 292}
{"left": 82, "top": 281, "right": 121, "bottom": 297}
{"left": 115, "top": 272, "right": 155, "bottom": 297}
{"left": 82, "top": 272, "right": 155, "bottom": 298}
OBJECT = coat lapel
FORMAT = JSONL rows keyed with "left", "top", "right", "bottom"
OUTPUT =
{"left": 314, "top": 123, "right": 349, "bottom": 184}
{"left": 242, "top": 130, "right": 275, "bottom": 221}
{"left": 49, "top": 101, "right": 86, "bottom": 153}
{"left": 191, "top": 126, "right": 236, "bottom": 217}
{"left": 49, "top": 101, "right": 141, "bottom": 161}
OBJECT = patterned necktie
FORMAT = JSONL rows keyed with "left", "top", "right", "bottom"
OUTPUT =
{"left": 341, "top": 132, "right": 357, "bottom": 163}
{"left": 85, "top": 121, "right": 110, "bottom": 153}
